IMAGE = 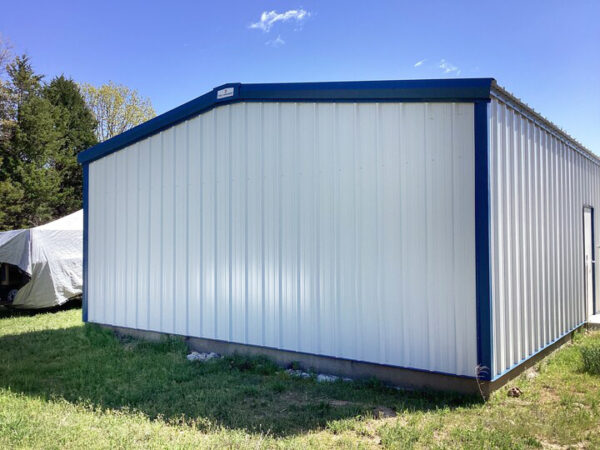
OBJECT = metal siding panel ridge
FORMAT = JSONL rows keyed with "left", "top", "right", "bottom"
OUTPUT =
{"left": 136, "top": 139, "right": 151, "bottom": 330}
{"left": 125, "top": 146, "right": 139, "bottom": 328}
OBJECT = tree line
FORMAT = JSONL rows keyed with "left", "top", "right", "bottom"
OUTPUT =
{"left": 0, "top": 37, "right": 155, "bottom": 231}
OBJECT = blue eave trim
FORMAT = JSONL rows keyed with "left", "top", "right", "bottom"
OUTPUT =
{"left": 82, "top": 163, "right": 89, "bottom": 323}
{"left": 474, "top": 100, "right": 493, "bottom": 381}
{"left": 78, "top": 78, "right": 495, "bottom": 164}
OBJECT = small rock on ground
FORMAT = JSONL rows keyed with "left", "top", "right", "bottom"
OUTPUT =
{"left": 373, "top": 406, "right": 397, "bottom": 419}
{"left": 285, "top": 370, "right": 353, "bottom": 382}
{"left": 186, "top": 351, "right": 221, "bottom": 362}
{"left": 507, "top": 386, "right": 522, "bottom": 398}
{"left": 285, "top": 369, "right": 312, "bottom": 378}
{"left": 316, "top": 374, "right": 339, "bottom": 383}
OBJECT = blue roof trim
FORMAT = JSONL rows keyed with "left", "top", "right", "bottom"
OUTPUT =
{"left": 78, "top": 78, "right": 495, "bottom": 164}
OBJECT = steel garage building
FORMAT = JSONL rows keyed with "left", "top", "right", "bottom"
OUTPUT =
{"left": 77, "top": 79, "right": 599, "bottom": 394}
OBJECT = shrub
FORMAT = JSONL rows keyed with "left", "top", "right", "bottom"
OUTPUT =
{"left": 580, "top": 344, "right": 600, "bottom": 375}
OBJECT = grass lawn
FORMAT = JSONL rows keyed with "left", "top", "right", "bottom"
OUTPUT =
{"left": 0, "top": 306, "right": 599, "bottom": 449}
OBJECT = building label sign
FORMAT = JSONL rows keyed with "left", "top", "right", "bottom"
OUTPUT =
{"left": 217, "top": 87, "right": 235, "bottom": 99}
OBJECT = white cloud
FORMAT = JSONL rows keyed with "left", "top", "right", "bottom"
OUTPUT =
{"left": 266, "top": 35, "right": 286, "bottom": 48}
{"left": 249, "top": 9, "right": 310, "bottom": 32}
{"left": 438, "top": 59, "right": 461, "bottom": 75}
{"left": 414, "top": 59, "right": 426, "bottom": 67}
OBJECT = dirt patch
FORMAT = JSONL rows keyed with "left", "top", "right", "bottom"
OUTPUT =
{"left": 122, "top": 342, "right": 137, "bottom": 352}
{"left": 539, "top": 385, "right": 561, "bottom": 403}
{"left": 329, "top": 400, "right": 352, "bottom": 407}
{"left": 538, "top": 440, "right": 588, "bottom": 449}
{"left": 276, "top": 391, "right": 311, "bottom": 406}
{"left": 525, "top": 368, "right": 539, "bottom": 380}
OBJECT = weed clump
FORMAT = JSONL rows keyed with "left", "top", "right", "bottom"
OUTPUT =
{"left": 225, "top": 353, "right": 279, "bottom": 375}
{"left": 581, "top": 344, "right": 600, "bottom": 374}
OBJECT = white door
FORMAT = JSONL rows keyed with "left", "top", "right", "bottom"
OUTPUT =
{"left": 583, "top": 207, "right": 595, "bottom": 318}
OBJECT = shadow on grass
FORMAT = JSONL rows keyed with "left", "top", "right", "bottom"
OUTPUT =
{"left": 0, "top": 322, "right": 482, "bottom": 436}
{"left": 0, "top": 298, "right": 82, "bottom": 319}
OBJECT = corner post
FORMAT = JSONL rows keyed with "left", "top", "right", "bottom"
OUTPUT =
{"left": 82, "top": 163, "right": 89, "bottom": 322}
{"left": 474, "top": 100, "right": 492, "bottom": 380}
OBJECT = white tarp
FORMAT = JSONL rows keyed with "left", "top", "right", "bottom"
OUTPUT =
{"left": 0, "top": 210, "right": 82, "bottom": 309}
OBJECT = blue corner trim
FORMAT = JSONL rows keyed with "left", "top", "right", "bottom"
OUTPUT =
{"left": 474, "top": 100, "right": 493, "bottom": 381}
{"left": 82, "top": 163, "right": 89, "bottom": 323}
{"left": 591, "top": 207, "right": 597, "bottom": 314}
{"left": 78, "top": 78, "right": 495, "bottom": 165}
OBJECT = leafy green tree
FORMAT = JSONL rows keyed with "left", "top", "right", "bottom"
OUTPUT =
{"left": 80, "top": 81, "right": 155, "bottom": 142}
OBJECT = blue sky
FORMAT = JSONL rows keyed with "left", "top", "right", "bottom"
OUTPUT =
{"left": 2, "top": 0, "right": 599, "bottom": 151}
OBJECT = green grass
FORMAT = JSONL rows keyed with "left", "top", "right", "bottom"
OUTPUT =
{"left": 0, "top": 306, "right": 599, "bottom": 449}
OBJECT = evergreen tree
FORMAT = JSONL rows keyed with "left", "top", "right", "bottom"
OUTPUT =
{"left": 43, "top": 76, "right": 97, "bottom": 216}
{"left": 0, "top": 55, "right": 59, "bottom": 228}
{"left": 10, "top": 95, "right": 62, "bottom": 226}
{"left": 0, "top": 156, "right": 23, "bottom": 228}
{"left": 0, "top": 56, "right": 98, "bottom": 229}
{"left": 5, "top": 55, "right": 42, "bottom": 109}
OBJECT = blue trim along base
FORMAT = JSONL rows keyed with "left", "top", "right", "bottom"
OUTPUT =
{"left": 78, "top": 78, "right": 495, "bottom": 165}
{"left": 491, "top": 322, "right": 585, "bottom": 381}
{"left": 82, "top": 163, "right": 89, "bottom": 323}
{"left": 474, "top": 100, "right": 493, "bottom": 381}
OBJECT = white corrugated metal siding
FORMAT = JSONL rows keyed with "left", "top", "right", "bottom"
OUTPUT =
{"left": 489, "top": 94, "right": 600, "bottom": 378}
{"left": 88, "top": 101, "right": 478, "bottom": 376}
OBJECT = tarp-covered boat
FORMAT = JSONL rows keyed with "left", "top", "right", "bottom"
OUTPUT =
{"left": 0, "top": 210, "right": 82, "bottom": 309}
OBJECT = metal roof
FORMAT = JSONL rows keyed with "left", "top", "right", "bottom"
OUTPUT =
{"left": 490, "top": 82, "right": 598, "bottom": 165}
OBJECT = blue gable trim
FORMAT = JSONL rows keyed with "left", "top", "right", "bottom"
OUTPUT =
{"left": 78, "top": 78, "right": 494, "bottom": 164}
{"left": 474, "top": 100, "right": 493, "bottom": 380}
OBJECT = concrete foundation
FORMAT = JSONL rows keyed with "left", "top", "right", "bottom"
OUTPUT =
{"left": 588, "top": 314, "right": 600, "bottom": 331}
{"left": 99, "top": 323, "right": 584, "bottom": 398}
